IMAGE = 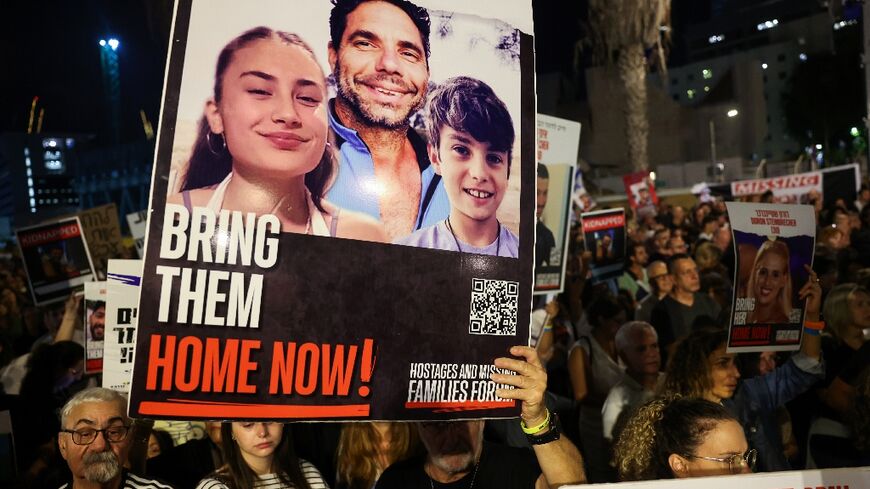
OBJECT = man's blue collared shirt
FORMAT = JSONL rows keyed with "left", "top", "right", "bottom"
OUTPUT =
{"left": 326, "top": 103, "right": 450, "bottom": 231}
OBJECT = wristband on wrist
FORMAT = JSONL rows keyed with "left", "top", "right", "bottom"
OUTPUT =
{"left": 804, "top": 320, "right": 825, "bottom": 331}
{"left": 803, "top": 327, "right": 820, "bottom": 336}
{"left": 543, "top": 323, "right": 553, "bottom": 332}
{"left": 520, "top": 409, "right": 550, "bottom": 435}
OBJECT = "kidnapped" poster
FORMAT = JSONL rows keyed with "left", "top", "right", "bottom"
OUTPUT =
{"left": 129, "top": 0, "right": 536, "bottom": 420}
{"left": 725, "top": 202, "right": 815, "bottom": 353}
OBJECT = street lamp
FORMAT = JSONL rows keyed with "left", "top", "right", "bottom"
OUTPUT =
{"left": 709, "top": 109, "right": 739, "bottom": 183}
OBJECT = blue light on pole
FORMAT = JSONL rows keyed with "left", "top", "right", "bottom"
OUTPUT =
{"left": 99, "top": 36, "right": 121, "bottom": 143}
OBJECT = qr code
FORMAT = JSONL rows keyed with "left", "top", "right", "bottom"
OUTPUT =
{"left": 469, "top": 278, "right": 519, "bottom": 336}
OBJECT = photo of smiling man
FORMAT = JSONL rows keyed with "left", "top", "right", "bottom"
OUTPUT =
{"left": 326, "top": 0, "right": 451, "bottom": 241}
{"left": 395, "top": 76, "right": 518, "bottom": 257}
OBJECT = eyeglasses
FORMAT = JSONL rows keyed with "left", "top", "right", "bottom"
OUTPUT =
{"left": 690, "top": 448, "right": 756, "bottom": 474}
{"left": 60, "top": 425, "right": 131, "bottom": 445}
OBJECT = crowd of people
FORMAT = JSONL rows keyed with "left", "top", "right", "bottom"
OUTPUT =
{"left": 527, "top": 188, "right": 870, "bottom": 483}
{"left": 0, "top": 186, "right": 868, "bottom": 488}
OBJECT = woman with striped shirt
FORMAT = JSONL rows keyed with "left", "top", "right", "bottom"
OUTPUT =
{"left": 196, "top": 422, "right": 328, "bottom": 489}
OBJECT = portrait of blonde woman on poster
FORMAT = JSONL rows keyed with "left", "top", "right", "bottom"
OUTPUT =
{"left": 168, "top": 26, "right": 386, "bottom": 242}
{"left": 744, "top": 239, "right": 793, "bottom": 324}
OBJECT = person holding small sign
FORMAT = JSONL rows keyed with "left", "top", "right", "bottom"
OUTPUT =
{"left": 661, "top": 266, "right": 824, "bottom": 472}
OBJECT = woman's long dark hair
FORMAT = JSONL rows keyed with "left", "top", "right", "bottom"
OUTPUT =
{"left": 182, "top": 26, "right": 334, "bottom": 212}
{"left": 216, "top": 422, "right": 311, "bottom": 489}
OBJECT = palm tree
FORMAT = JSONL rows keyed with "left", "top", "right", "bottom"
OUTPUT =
{"left": 587, "top": 0, "right": 671, "bottom": 172}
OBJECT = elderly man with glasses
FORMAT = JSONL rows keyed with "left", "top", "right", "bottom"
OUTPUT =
{"left": 58, "top": 387, "right": 173, "bottom": 489}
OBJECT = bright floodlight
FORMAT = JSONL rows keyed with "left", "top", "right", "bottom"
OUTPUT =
{"left": 851, "top": 127, "right": 860, "bottom": 137}
{"left": 649, "top": 171, "right": 657, "bottom": 181}
{"left": 108, "top": 38, "right": 119, "bottom": 51}
{"left": 762, "top": 63, "right": 768, "bottom": 70}
{"left": 99, "top": 39, "right": 107, "bottom": 47}
{"left": 727, "top": 109, "right": 739, "bottom": 118}
{"left": 815, "top": 144, "right": 823, "bottom": 150}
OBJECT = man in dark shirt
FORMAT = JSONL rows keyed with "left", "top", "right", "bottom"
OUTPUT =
{"left": 650, "top": 254, "right": 721, "bottom": 361}
{"left": 376, "top": 346, "right": 585, "bottom": 488}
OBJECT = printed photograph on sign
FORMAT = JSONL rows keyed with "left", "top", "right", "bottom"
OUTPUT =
{"left": 84, "top": 281, "right": 107, "bottom": 373}
{"left": 534, "top": 163, "right": 574, "bottom": 294}
{"left": 725, "top": 202, "right": 816, "bottom": 352}
{"left": 622, "top": 172, "right": 658, "bottom": 223}
{"left": 164, "top": 1, "right": 522, "bottom": 257}
{"left": 580, "top": 208, "right": 625, "bottom": 283}
{"left": 15, "top": 216, "right": 95, "bottom": 305}
{"left": 130, "top": 0, "right": 536, "bottom": 421}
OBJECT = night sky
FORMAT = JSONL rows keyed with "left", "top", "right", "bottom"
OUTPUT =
{"left": 0, "top": 0, "right": 703, "bottom": 146}
{"left": 0, "top": 0, "right": 172, "bottom": 145}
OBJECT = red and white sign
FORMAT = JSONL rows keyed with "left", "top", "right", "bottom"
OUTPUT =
{"left": 731, "top": 172, "right": 822, "bottom": 202}
{"left": 582, "top": 213, "right": 626, "bottom": 233}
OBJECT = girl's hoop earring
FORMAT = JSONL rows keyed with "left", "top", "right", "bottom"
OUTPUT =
{"left": 206, "top": 131, "right": 226, "bottom": 155}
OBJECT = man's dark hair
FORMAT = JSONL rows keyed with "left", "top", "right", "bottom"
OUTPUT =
{"left": 89, "top": 300, "right": 106, "bottom": 311}
{"left": 667, "top": 253, "right": 693, "bottom": 275}
{"left": 537, "top": 163, "right": 549, "bottom": 179}
{"left": 701, "top": 214, "right": 717, "bottom": 228}
{"left": 425, "top": 76, "right": 515, "bottom": 171}
{"left": 330, "top": 0, "right": 431, "bottom": 60}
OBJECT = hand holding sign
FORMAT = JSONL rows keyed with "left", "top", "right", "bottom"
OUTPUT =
{"left": 798, "top": 265, "right": 822, "bottom": 322}
{"left": 491, "top": 345, "right": 547, "bottom": 426}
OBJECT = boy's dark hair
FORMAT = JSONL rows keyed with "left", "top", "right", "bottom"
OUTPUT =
{"left": 426, "top": 76, "right": 515, "bottom": 171}
{"left": 330, "top": 0, "right": 431, "bottom": 60}
{"left": 537, "top": 163, "right": 549, "bottom": 179}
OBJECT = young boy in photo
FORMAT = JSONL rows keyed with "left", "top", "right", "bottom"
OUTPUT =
{"left": 395, "top": 76, "right": 519, "bottom": 257}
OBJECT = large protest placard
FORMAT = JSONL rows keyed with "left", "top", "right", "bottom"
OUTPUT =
{"left": 534, "top": 114, "right": 582, "bottom": 295}
{"left": 103, "top": 260, "right": 142, "bottom": 393}
{"left": 534, "top": 115, "right": 579, "bottom": 295}
{"left": 129, "top": 0, "right": 536, "bottom": 420}
{"left": 84, "top": 281, "right": 107, "bottom": 373}
{"left": 16, "top": 217, "right": 95, "bottom": 305}
{"left": 126, "top": 210, "right": 148, "bottom": 258}
{"left": 580, "top": 209, "right": 625, "bottom": 283}
{"left": 725, "top": 202, "right": 815, "bottom": 353}
{"left": 569, "top": 466, "right": 870, "bottom": 488}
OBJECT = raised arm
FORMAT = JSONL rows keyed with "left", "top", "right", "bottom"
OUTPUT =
{"left": 54, "top": 293, "right": 82, "bottom": 343}
{"left": 492, "top": 346, "right": 586, "bottom": 488}
{"left": 797, "top": 265, "right": 822, "bottom": 361}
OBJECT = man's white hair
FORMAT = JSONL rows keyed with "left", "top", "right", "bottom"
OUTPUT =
{"left": 614, "top": 321, "right": 657, "bottom": 353}
{"left": 60, "top": 387, "right": 129, "bottom": 427}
